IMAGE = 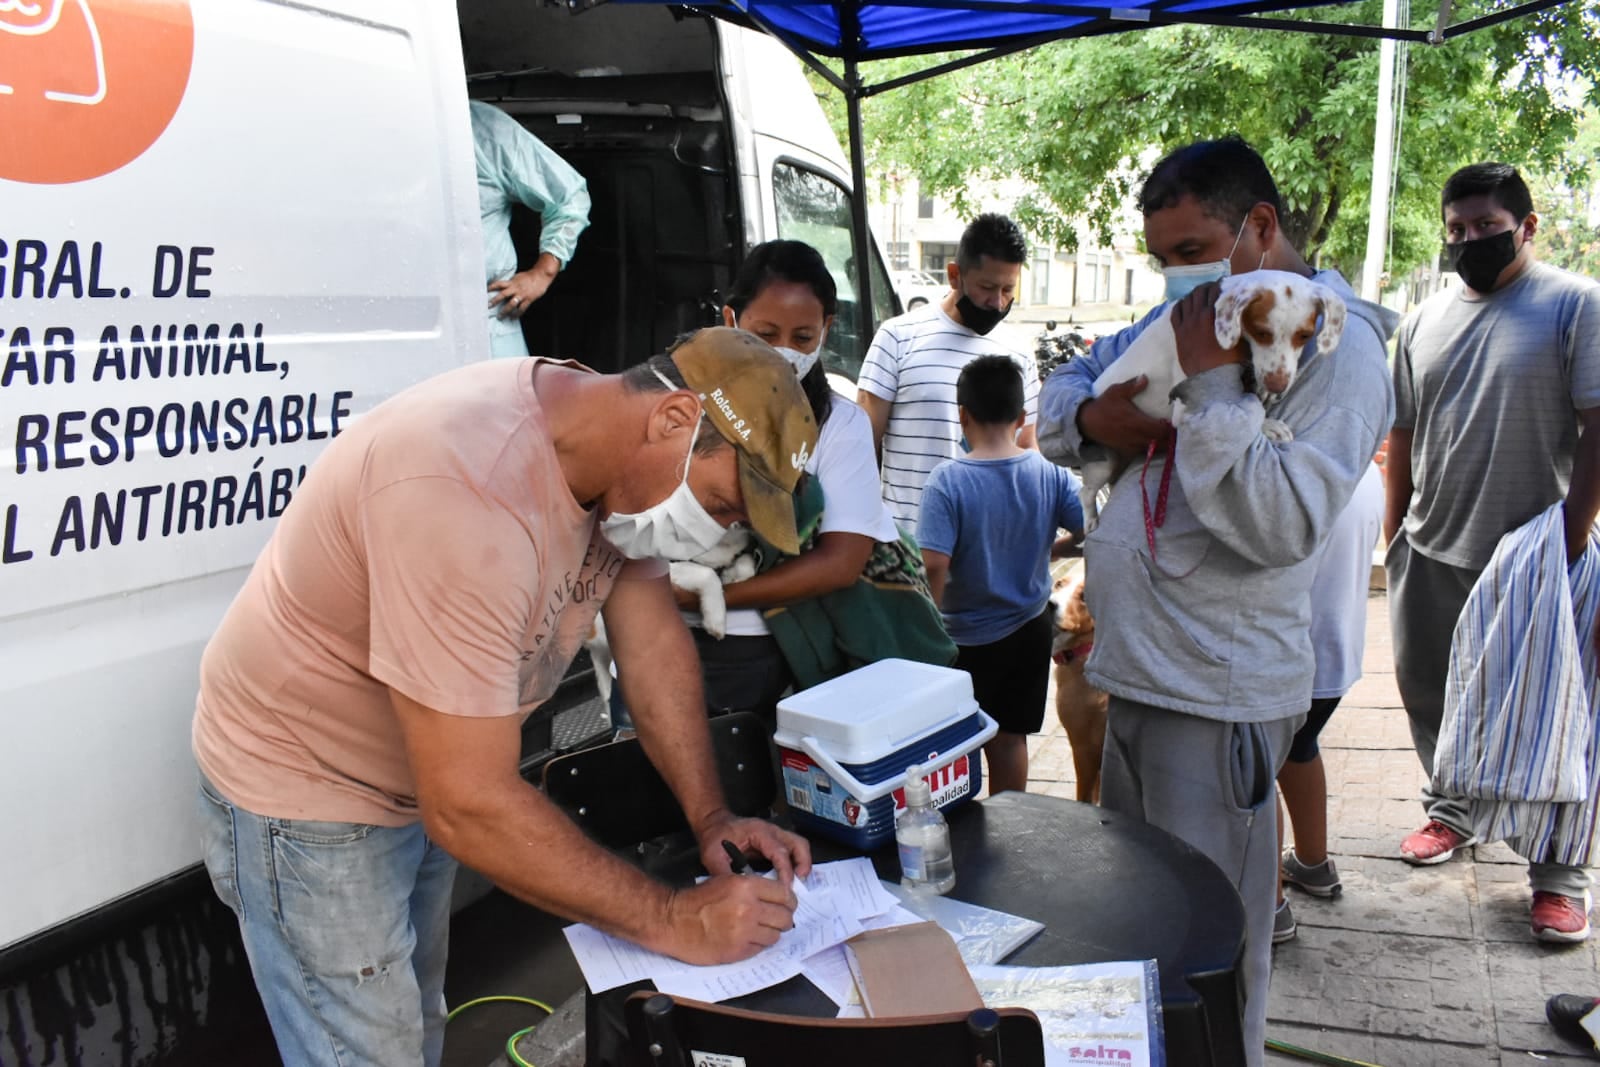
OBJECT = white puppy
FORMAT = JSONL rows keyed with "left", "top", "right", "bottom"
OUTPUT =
{"left": 668, "top": 527, "right": 759, "bottom": 639}
{"left": 1078, "top": 269, "right": 1346, "bottom": 532}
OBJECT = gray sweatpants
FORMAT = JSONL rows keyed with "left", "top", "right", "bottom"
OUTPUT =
{"left": 1388, "top": 531, "right": 1591, "bottom": 896}
{"left": 1100, "top": 698, "right": 1301, "bottom": 1067}
{"left": 1386, "top": 531, "right": 1478, "bottom": 836}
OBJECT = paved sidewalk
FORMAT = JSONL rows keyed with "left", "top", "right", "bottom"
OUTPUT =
{"left": 1026, "top": 590, "right": 1600, "bottom": 1066}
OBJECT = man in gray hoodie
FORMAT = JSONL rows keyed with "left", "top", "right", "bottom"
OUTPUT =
{"left": 1036, "top": 137, "right": 1395, "bottom": 1066}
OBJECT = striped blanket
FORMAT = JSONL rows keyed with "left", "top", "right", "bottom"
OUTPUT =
{"left": 1435, "top": 503, "right": 1600, "bottom": 867}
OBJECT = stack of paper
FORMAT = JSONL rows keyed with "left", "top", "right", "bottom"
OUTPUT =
{"left": 564, "top": 857, "right": 913, "bottom": 1003}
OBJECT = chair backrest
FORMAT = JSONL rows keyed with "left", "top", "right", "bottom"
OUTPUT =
{"left": 624, "top": 992, "right": 1047, "bottom": 1067}
{"left": 541, "top": 711, "right": 777, "bottom": 850}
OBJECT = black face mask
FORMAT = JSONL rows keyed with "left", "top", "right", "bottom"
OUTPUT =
{"left": 956, "top": 289, "right": 1011, "bottom": 336}
{"left": 1446, "top": 229, "right": 1520, "bottom": 293}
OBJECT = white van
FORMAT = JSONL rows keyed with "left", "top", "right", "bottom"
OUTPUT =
{"left": 0, "top": 2, "right": 895, "bottom": 1060}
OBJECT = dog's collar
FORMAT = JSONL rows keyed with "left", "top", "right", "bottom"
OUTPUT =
{"left": 1053, "top": 640, "right": 1094, "bottom": 665}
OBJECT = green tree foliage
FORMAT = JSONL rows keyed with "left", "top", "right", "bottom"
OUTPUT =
{"left": 1527, "top": 106, "right": 1600, "bottom": 277}
{"left": 810, "top": 0, "right": 1600, "bottom": 278}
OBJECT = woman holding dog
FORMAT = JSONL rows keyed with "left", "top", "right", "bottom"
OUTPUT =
{"left": 654, "top": 240, "right": 902, "bottom": 727}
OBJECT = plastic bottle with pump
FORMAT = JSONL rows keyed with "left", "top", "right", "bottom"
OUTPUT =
{"left": 896, "top": 765, "right": 955, "bottom": 894}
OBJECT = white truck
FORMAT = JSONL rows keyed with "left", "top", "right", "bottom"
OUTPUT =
{"left": 0, "top": 1, "right": 896, "bottom": 1061}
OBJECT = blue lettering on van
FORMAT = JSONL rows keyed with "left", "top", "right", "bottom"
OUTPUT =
{"left": 27, "top": 460, "right": 312, "bottom": 559}
{"left": 12, "top": 391, "right": 353, "bottom": 473}
{"left": 151, "top": 245, "right": 214, "bottom": 299}
{"left": 88, "top": 322, "right": 279, "bottom": 380}
{"left": 0, "top": 239, "right": 119, "bottom": 300}
{"left": 1, "top": 326, "right": 76, "bottom": 385}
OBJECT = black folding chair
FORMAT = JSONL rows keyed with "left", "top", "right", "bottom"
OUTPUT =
{"left": 541, "top": 711, "right": 778, "bottom": 866}
{"left": 624, "top": 992, "right": 1047, "bottom": 1067}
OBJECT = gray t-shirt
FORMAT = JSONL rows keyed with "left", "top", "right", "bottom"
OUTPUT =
{"left": 1395, "top": 262, "right": 1600, "bottom": 570}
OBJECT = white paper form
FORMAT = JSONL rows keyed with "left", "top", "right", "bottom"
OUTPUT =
{"left": 564, "top": 859, "right": 898, "bottom": 1001}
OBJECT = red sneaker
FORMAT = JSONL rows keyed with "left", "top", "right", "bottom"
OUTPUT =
{"left": 1399, "top": 820, "right": 1475, "bottom": 865}
{"left": 1531, "top": 891, "right": 1592, "bottom": 944}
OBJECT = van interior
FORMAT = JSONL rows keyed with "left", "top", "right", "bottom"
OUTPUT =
{"left": 457, "top": 1, "right": 896, "bottom": 377}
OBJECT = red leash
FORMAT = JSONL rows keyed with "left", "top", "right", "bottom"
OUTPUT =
{"left": 1140, "top": 430, "right": 1176, "bottom": 560}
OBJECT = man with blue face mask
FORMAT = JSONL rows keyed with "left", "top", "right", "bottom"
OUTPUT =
{"left": 1386, "top": 163, "right": 1600, "bottom": 943}
{"left": 191, "top": 327, "right": 817, "bottom": 1067}
{"left": 1035, "top": 136, "right": 1395, "bottom": 1067}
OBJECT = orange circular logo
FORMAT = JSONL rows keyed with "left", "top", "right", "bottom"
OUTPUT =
{"left": 0, "top": 0, "right": 193, "bottom": 185}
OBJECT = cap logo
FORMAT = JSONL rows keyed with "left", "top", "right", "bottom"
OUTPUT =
{"left": 706, "top": 387, "right": 753, "bottom": 442}
{"left": 791, "top": 439, "right": 811, "bottom": 471}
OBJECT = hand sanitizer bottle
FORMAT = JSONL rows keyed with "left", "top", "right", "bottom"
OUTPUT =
{"left": 896, "top": 767, "right": 955, "bottom": 894}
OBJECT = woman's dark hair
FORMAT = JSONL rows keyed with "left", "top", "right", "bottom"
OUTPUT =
{"left": 726, "top": 240, "right": 836, "bottom": 427}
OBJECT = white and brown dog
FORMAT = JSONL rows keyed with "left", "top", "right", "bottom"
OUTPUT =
{"left": 1078, "top": 269, "right": 1346, "bottom": 532}
{"left": 1049, "top": 568, "right": 1109, "bottom": 803}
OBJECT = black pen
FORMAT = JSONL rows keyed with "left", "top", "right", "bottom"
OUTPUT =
{"left": 721, "top": 839, "right": 750, "bottom": 875}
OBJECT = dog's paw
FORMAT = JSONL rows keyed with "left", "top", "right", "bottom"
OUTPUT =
{"left": 1261, "top": 418, "right": 1295, "bottom": 444}
{"left": 722, "top": 553, "right": 758, "bottom": 584}
{"left": 700, "top": 596, "right": 728, "bottom": 639}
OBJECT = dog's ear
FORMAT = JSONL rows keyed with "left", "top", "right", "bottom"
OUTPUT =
{"left": 1313, "top": 285, "right": 1347, "bottom": 354}
{"left": 1212, "top": 284, "right": 1255, "bottom": 350}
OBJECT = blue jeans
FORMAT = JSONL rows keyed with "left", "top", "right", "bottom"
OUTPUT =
{"left": 197, "top": 775, "right": 458, "bottom": 1067}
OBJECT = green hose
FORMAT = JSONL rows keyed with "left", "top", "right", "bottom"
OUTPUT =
{"left": 1266, "top": 1036, "right": 1386, "bottom": 1067}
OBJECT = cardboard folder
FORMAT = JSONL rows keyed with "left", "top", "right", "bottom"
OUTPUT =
{"left": 843, "top": 921, "right": 983, "bottom": 1018}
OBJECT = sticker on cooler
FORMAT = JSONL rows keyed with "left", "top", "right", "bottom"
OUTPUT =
{"left": 781, "top": 749, "right": 971, "bottom": 827}
{"left": 892, "top": 755, "right": 972, "bottom": 812}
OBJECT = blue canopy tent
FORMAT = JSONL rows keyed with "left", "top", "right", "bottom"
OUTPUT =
{"left": 596, "top": 0, "right": 1577, "bottom": 334}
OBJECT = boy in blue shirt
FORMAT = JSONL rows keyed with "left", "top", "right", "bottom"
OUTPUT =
{"left": 918, "top": 355, "right": 1086, "bottom": 794}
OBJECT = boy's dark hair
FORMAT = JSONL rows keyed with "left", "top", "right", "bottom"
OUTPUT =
{"left": 957, "top": 213, "right": 1028, "bottom": 271}
{"left": 957, "top": 355, "right": 1025, "bottom": 425}
{"left": 1440, "top": 162, "right": 1534, "bottom": 223}
{"left": 1138, "top": 136, "right": 1283, "bottom": 229}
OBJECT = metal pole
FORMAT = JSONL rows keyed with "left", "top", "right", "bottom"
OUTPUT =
{"left": 1360, "top": 0, "right": 1400, "bottom": 302}
{"left": 845, "top": 56, "right": 876, "bottom": 337}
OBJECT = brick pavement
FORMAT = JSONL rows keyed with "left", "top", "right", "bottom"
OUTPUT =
{"left": 1026, "top": 590, "right": 1600, "bottom": 1065}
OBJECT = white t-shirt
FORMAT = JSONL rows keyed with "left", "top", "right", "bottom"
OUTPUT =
{"left": 715, "top": 397, "right": 898, "bottom": 637}
{"left": 1310, "top": 462, "right": 1384, "bottom": 697}
{"left": 856, "top": 302, "right": 1040, "bottom": 528}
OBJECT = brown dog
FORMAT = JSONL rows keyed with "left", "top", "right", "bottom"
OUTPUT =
{"left": 1050, "top": 568, "right": 1109, "bottom": 803}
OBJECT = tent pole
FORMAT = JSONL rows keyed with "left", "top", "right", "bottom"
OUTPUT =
{"left": 1360, "top": 0, "right": 1400, "bottom": 302}
{"left": 845, "top": 55, "right": 877, "bottom": 342}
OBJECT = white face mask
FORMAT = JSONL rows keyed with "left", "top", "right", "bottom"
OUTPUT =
{"left": 599, "top": 383, "right": 730, "bottom": 561}
{"left": 774, "top": 344, "right": 822, "bottom": 378}
{"left": 1161, "top": 219, "right": 1251, "bottom": 303}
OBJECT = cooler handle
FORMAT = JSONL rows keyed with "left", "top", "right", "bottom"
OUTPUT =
{"left": 795, "top": 710, "right": 999, "bottom": 805}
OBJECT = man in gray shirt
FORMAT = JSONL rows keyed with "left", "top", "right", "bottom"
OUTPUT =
{"left": 1387, "top": 162, "right": 1600, "bottom": 943}
{"left": 1036, "top": 137, "right": 1395, "bottom": 1067}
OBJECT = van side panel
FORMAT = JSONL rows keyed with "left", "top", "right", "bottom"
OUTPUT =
{"left": 0, "top": 0, "right": 481, "bottom": 956}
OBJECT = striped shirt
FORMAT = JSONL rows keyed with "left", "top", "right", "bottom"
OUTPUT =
{"left": 1435, "top": 502, "right": 1600, "bottom": 866}
{"left": 857, "top": 302, "right": 1040, "bottom": 528}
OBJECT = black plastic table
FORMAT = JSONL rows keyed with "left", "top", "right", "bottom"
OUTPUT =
{"left": 588, "top": 790, "right": 1246, "bottom": 1066}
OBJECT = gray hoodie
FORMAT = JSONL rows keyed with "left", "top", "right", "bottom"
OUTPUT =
{"left": 1036, "top": 271, "right": 1396, "bottom": 721}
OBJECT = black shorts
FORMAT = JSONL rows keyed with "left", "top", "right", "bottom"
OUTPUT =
{"left": 1286, "top": 696, "right": 1343, "bottom": 763}
{"left": 955, "top": 607, "right": 1054, "bottom": 736}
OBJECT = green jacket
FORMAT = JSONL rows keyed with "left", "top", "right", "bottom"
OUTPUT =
{"left": 754, "top": 478, "right": 957, "bottom": 691}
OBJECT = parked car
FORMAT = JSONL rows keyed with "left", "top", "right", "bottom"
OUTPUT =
{"left": 893, "top": 268, "right": 950, "bottom": 310}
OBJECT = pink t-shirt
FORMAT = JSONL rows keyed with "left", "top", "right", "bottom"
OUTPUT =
{"left": 193, "top": 359, "right": 662, "bottom": 825}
